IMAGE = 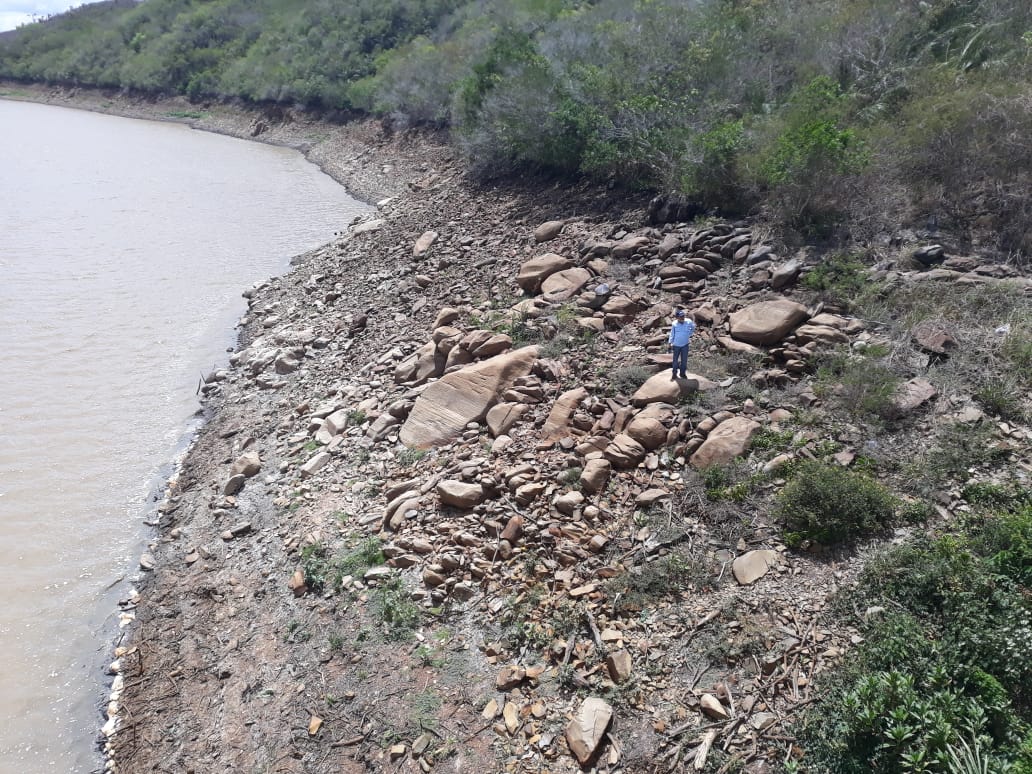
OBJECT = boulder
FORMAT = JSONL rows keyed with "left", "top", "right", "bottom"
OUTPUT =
{"left": 690, "top": 416, "right": 761, "bottom": 468}
{"left": 732, "top": 550, "right": 781, "bottom": 585}
{"left": 413, "top": 230, "right": 438, "bottom": 257}
{"left": 624, "top": 416, "right": 668, "bottom": 450}
{"left": 579, "top": 459, "right": 611, "bottom": 494}
{"left": 541, "top": 267, "right": 592, "bottom": 302}
{"left": 534, "top": 220, "right": 565, "bottom": 243}
{"left": 433, "top": 306, "right": 461, "bottom": 329}
{"left": 516, "top": 253, "right": 572, "bottom": 293}
{"left": 540, "top": 387, "right": 588, "bottom": 446}
{"left": 399, "top": 346, "right": 539, "bottom": 448}
{"left": 438, "top": 480, "right": 485, "bottom": 509}
{"left": 612, "top": 235, "right": 650, "bottom": 259}
{"left": 893, "top": 377, "right": 937, "bottom": 413}
{"left": 631, "top": 371, "right": 717, "bottom": 406}
{"left": 230, "top": 451, "right": 261, "bottom": 478}
{"left": 486, "top": 402, "right": 526, "bottom": 437}
{"left": 729, "top": 299, "right": 809, "bottom": 345}
{"left": 605, "top": 433, "right": 647, "bottom": 468}
{"left": 565, "top": 697, "right": 613, "bottom": 766}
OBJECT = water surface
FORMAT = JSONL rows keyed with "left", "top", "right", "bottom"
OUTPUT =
{"left": 0, "top": 99, "right": 368, "bottom": 772}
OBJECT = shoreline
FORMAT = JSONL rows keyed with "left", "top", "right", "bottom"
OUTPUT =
{"left": 2, "top": 83, "right": 443, "bottom": 772}
{"left": 0, "top": 81, "right": 449, "bottom": 204}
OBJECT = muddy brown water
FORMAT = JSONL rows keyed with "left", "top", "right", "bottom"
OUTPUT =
{"left": 0, "top": 99, "right": 368, "bottom": 772}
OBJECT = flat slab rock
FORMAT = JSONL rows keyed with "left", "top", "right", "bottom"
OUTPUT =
{"left": 690, "top": 416, "right": 761, "bottom": 469}
{"left": 729, "top": 299, "right": 809, "bottom": 345}
{"left": 632, "top": 371, "right": 717, "bottom": 407}
{"left": 565, "top": 697, "right": 613, "bottom": 765}
{"left": 733, "top": 549, "right": 782, "bottom": 585}
{"left": 399, "top": 346, "right": 538, "bottom": 448}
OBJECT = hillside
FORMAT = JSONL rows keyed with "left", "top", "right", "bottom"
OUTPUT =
{"left": 3, "top": 88, "right": 1018, "bottom": 772}
{"left": 3, "top": 0, "right": 1032, "bottom": 256}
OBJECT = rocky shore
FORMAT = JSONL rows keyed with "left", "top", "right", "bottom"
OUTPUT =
{"left": 5, "top": 83, "right": 1030, "bottom": 774}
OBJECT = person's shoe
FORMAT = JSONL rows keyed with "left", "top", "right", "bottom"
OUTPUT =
{"left": 671, "top": 371, "right": 678, "bottom": 379}
{"left": 679, "top": 372, "right": 688, "bottom": 379}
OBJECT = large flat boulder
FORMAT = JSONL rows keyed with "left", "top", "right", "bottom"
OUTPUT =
{"left": 729, "top": 299, "right": 809, "bottom": 345}
{"left": 399, "top": 347, "right": 539, "bottom": 448}
{"left": 541, "top": 267, "right": 592, "bottom": 302}
{"left": 690, "top": 416, "right": 761, "bottom": 468}
{"left": 517, "top": 253, "right": 572, "bottom": 293}
{"left": 631, "top": 371, "right": 717, "bottom": 406}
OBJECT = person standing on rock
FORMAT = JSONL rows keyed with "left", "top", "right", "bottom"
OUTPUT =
{"left": 668, "top": 309, "right": 696, "bottom": 379}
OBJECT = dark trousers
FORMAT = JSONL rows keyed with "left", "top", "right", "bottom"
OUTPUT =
{"left": 671, "top": 345, "right": 689, "bottom": 376}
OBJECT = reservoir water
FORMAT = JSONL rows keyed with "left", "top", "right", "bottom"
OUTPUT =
{"left": 0, "top": 99, "right": 368, "bottom": 773}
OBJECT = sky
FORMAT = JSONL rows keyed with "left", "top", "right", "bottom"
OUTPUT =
{"left": 0, "top": 1, "right": 86, "bottom": 32}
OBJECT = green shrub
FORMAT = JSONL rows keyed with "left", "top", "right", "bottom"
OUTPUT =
{"left": 776, "top": 461, "right": 896, "bottom": 547}
{"left": 373, "top": 574, "right": 421, "bottom": 640}
{"left": 815, "top": 349, "right": 901, "bottom": 424}
{"left": 799, "top": 508, "right": 1032, "bottom": 772}
{"left": 802, "top": 252, "right": 870, "bottom": 307}
{"left": 610, "top": 365, "right": 653, "bottom": 395}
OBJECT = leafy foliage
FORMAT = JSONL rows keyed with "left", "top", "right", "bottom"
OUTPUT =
{"left": 800, "top": 505, "right": 1032, "bottom": 772}
{"left": 776, "top": 461, "right": 896, "bottom": 547}
{"left": 4, "top": 0, "right": 1032, "bottom": 243}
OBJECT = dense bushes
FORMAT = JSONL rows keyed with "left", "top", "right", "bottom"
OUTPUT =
{"left": 776, "top": 461, "right": 897, "bottom": 547}
{"left": 3, "top": 0, "right": 1032, "bottom": 247}
{"left": 800, "top": 502, "right": 1032, "bottom": 772}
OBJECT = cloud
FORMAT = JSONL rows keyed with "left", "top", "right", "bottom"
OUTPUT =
{"left": 0, "top": 2, "right": 84, "bottom": 31}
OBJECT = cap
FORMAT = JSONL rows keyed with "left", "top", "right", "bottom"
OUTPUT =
{"left": 675, "top": 309, "right": 686, "bottom": 318}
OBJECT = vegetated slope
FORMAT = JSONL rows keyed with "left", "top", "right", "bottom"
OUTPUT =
{"left": 3, "top": 0, "right": 1032, "bottom": 253}
{"left": 88, "top": 103, "right": 1032, "bottom": 772}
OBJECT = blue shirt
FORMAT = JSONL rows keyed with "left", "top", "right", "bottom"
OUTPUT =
{"left": 669, "top": 318, "right": 695, "bottom": 347}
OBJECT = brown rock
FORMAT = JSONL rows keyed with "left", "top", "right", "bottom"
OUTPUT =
{"left": 399, "top": 347, "right": 538, "bottom": 448}
{"left": 606, "top": 650, "right": 633, "bottom": 683}
{"left": 534, "top": 220, "right": 565, "bottom": 243}
{"left": 605, "top": 433, "right": 647, "bottom": 468}
{"left": 565, "top": 697, "right": 613, "bottom": 766}
{"left": 500, "top": 516, "right": 524, "bottom": 543}
{"left": 413, "top": 230, "right": 438, "bottom": 257}
{"left": 579, "top": 459, "right": 611, "bottom": 494}
{"left": 624, "top": 415, "right": 668, "bottom": 450}
{"left": 541, "top": 387, "right": 588, "bottom": 446}
{"left": 433, "top": 306, "right": 461, "bottom": 329}
{"left": 541, "top": 267, "right": 592, "bottom": 302}
{"left": 690, "top": 416, "right": 761, "bottom": 468}
{"left": 555, "top": 490, "right": 585, "bottom": 515}
{"left": 893, "top": 377, "right": 938, "bottom": 413}
{"left": 631, "top": 371, "right": 717, "bottom": 406}
{"left": 288, "top": 570, "right": 308, "bottom": 597}
{"left": 471, "top": 334, "right": 513, "bottom": 359}
{"left": 912, "top": 322, "right": 958, "bottom": 355}
{"left": 230, "top": 451, "right": 261, "bottom": 478}
{"left": 612, "top": 235, "right": 650, "bottom": 259}
{"left": 732, "top": 550, "right": 781, "bottom": 585}
{"left": 517, "top": 253, "right": 572, "bottom": 293}
{"left": 437, "top": 480, "right": 485, "bottom": 509}
{"left": 486, "top": 402, "right": 526, "bottom": 437}
{"left": 496, "top": 665, "right": 527, "bottom": 690}
{"left": 700, "top": 694, "right": 729, "bottom": 720}
{"left": 729, "top": 299, "right": 809, "bottom": 345}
